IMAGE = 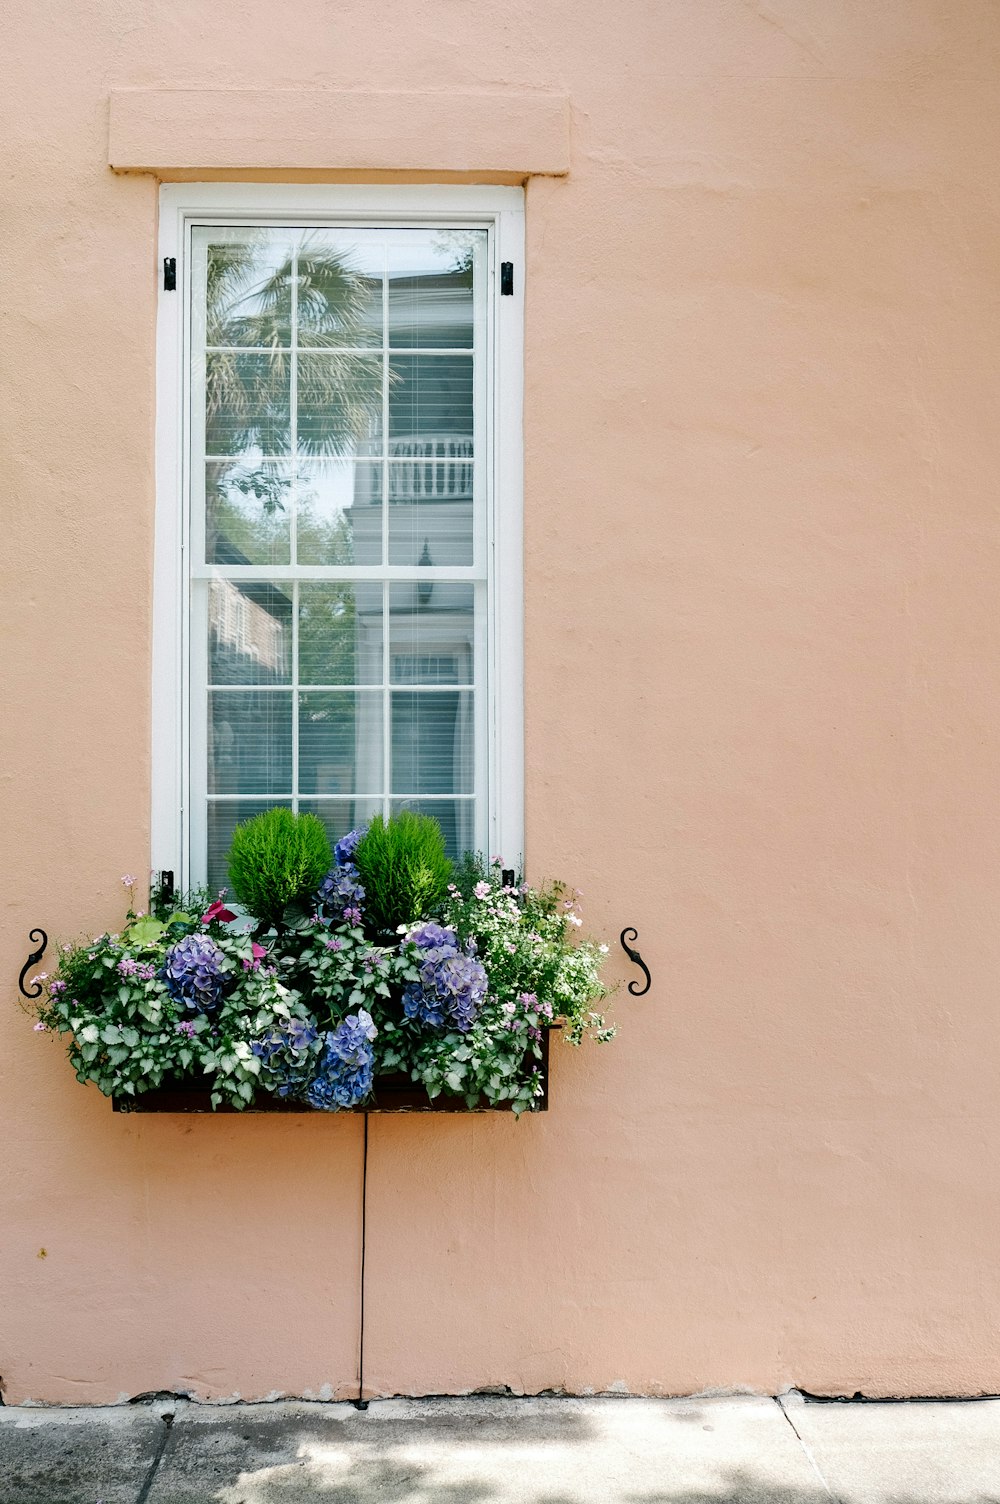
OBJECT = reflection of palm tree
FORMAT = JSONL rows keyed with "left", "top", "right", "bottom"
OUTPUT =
{"left": 205, "top": 233, "right": 384, "bottom": 463}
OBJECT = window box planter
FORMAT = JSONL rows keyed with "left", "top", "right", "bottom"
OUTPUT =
{"left": 111, "top": 1032, "right": 550, "bottom": 1114}
{"left": 26, "top": 816, "right": 618, "bottom": 1118}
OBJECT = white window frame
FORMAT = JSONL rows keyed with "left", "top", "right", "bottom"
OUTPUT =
{"left": 153, "top": 183, "right": 524, "bottom": 890}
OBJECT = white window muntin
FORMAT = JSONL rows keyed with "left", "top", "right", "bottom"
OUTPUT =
{"left": 154, "top": 185, "right": 524, "bottom": 892}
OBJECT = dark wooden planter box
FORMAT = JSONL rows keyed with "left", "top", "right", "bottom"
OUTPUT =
{"left": 112, "top": 1030, "right": 550, "bottom": 1114}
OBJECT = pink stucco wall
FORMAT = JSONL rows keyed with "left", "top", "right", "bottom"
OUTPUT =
{"left": 3, "top": 2, "right": 1000, "bottom": 1402}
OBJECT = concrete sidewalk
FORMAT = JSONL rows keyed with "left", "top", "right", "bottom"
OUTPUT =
{"left": 2, "top": 1392, "right": 1000, "bottom": 1504}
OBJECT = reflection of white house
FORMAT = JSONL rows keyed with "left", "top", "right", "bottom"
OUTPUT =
{"left": 209, "top": 577, "right": 288, "bottom": 679}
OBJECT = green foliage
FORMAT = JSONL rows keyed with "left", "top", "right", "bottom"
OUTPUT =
{"left": 227, "top": 807, "right": 332, "bottom": 926}
{"left": 353, "top": 812, "right": 454, "bottom": 938}
{"left": 444, "top": 854, "right": 616, "bottom": 1049}
{"left": 30, "top": 841, "right": 617, "bottom": 1116}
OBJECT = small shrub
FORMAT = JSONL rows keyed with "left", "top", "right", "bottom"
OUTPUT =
{"left": 353, "top": 812, "right": 453, "bottom": 937}
{"left": 228, "top": 808, "right": 332, "bottom": 927}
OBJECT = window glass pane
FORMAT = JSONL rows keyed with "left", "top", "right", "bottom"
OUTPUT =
{"left": 296, "top": 460, "right": 382, "bottom": 566}
{"left": 387, "top": 454, "right": 473, "bottom": 567}
{"left": 206, "top": 459, "right": 291, "bottom": 566}
{"left": 390, "top": 798, "right": 474, "bottom": 861}
{"left": 205, "top": 352, "right": 291, "bottom": 458}
{"left": 297, "top": 354, "right": 382, "bottom": 457}
{"left": 391, "top": 690, "right": 474, "bottom": 795}
{"left": 387, "top": 230, "right": 482, "bottom": 349}
{"left": 388, "top": 355, "right": 473, "bottom": 453}
{"left": 208, "top": 580, "right": 292, "bottom": 685}
{"left": 204, "top": 231, "right": 295, "bottom": 348}
{"left": 208, "top": 692, "right": 292, "bottom": 794}
{"left": 299, "top": 582, "right": 383, "bottom": 687}
{"left": 207, "top": 799, "right": 290, "bottom": 892}
{"left": 388, "top": 584, "right": 475, "bottom": 685}
{"left": 299, "top": 691, "right": 383, "bottom": 797}
{"left": 296, "top": 229, "right": 384, "bottom": 348}
{"left": 298, "top": 798, "right": 383, "bottom": 853}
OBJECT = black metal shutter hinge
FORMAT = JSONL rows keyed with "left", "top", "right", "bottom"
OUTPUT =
{"left": 163, "top": 257, "right": 176, "bottom": 291}
{"left": 500, "top": 262, "right": 514, "bottom": 296}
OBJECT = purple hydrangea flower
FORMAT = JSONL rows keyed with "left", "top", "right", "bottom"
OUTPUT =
{"left": 409, "top": 922, "right": 457, "bottom": 951}
{"left": 253, "top": 1017, "right": 321, "bottom": 1099}
{"left": 402, "top": 928, "right": 487, "bottom": 1033}
{"left": 161, "top": 934, "right": 227, "bottom": 1012}
{"left": 334, "top": 826, "right": 368, "bottom": 866}
{"left": 303, "top": 1011, "right": 377, "bottom": 1110}
{"left": 316, "top": 863, "right": 366, "bottom": 925}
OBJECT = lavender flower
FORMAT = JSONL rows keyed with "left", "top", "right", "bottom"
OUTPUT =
{"left": 402, "top": 926, "right": 487, "bottom": 1033}
{"left": 303, "top": 1011, "right": 377, "bottom": 1110}
{"left": 253, "top": 1017, "right": 321, "bottom": 1099}
{"left": 161, "top": 934, "right": 227, "bottom": 1012}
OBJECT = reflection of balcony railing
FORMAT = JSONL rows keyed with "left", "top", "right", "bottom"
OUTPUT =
{"left": 388, "top": 437, "right": 474, "bottom": 502}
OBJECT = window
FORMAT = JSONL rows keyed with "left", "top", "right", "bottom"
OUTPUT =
{"left": 153, "top": 186, "right": 523, "bottom": 890}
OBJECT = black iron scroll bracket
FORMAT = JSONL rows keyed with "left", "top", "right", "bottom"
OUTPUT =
{"left": 18, "top": 929, "right": 49, "bottom": 1000}
{"left": 620, "top": 927, "right": 651, "bottom": 997}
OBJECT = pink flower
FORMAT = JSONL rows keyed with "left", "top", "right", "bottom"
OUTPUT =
{"left": 473, "top": 881, "right": 491, "bottom": 900}
{"left": 202, "top": 899, "right": 237, "bottom": 925}
{"left": 242, "top": 940, "right": 268, "bottom": 972}
{"left": 33, "top": 1021, "right": 47, "bottom": 1032}
{"left": 121, "top": 874, "right": 136, "bottom": 888}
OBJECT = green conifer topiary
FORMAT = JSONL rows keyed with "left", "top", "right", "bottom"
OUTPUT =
{"left": 353, "top": 811, "right": 454, "bottom": 937}
{"left": 227, "top": 808, "right": 332, "bottom": 927}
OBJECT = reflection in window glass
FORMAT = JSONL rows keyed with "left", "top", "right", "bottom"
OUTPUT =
{"left": 208, "top": 581, "right": 292, "bottom": 685}
{"left": 206, "top": 459, "right": 291, "bottom": 567}
{"left": 299, "top": 691, "right": 383, "bottom": 797}
{"left": 296, "top": 461, "right": 381, "bottom": 566}
{"left": 191, "top": 223, "right": 489, "bottom": 883}
{"left": 299, "top": 582, "right": 383, "bottom": 686}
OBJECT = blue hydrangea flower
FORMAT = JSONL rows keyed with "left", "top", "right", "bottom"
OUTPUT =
{"left": 303, "top": 1010, "right": 377, "bottom": 1110}
{"left": 316, "top": 862, "right": 366, "bottom": 925}
{"left": 161, "top": 934, "right": 227, "bottom": 1012}
{"left": 252, "top": 1017, "right": 320, "bottom": 1099}
{"left": 334, "top": 825, "right": 367, "bottom": 866}
{"left": 402, "top": 927, "right": 487, "bottom": 1033}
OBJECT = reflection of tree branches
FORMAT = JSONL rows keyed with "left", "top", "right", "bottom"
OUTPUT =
{"left": 227, "top": 466, "right": 291, "bottom": 517}
{"left": 205, "top": 232, "right": 384, "bottom": 459}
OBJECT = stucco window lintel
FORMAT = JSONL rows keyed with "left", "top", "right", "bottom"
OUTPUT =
{"left": 108, "top": 89, "right": 570, "bottom": 178}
